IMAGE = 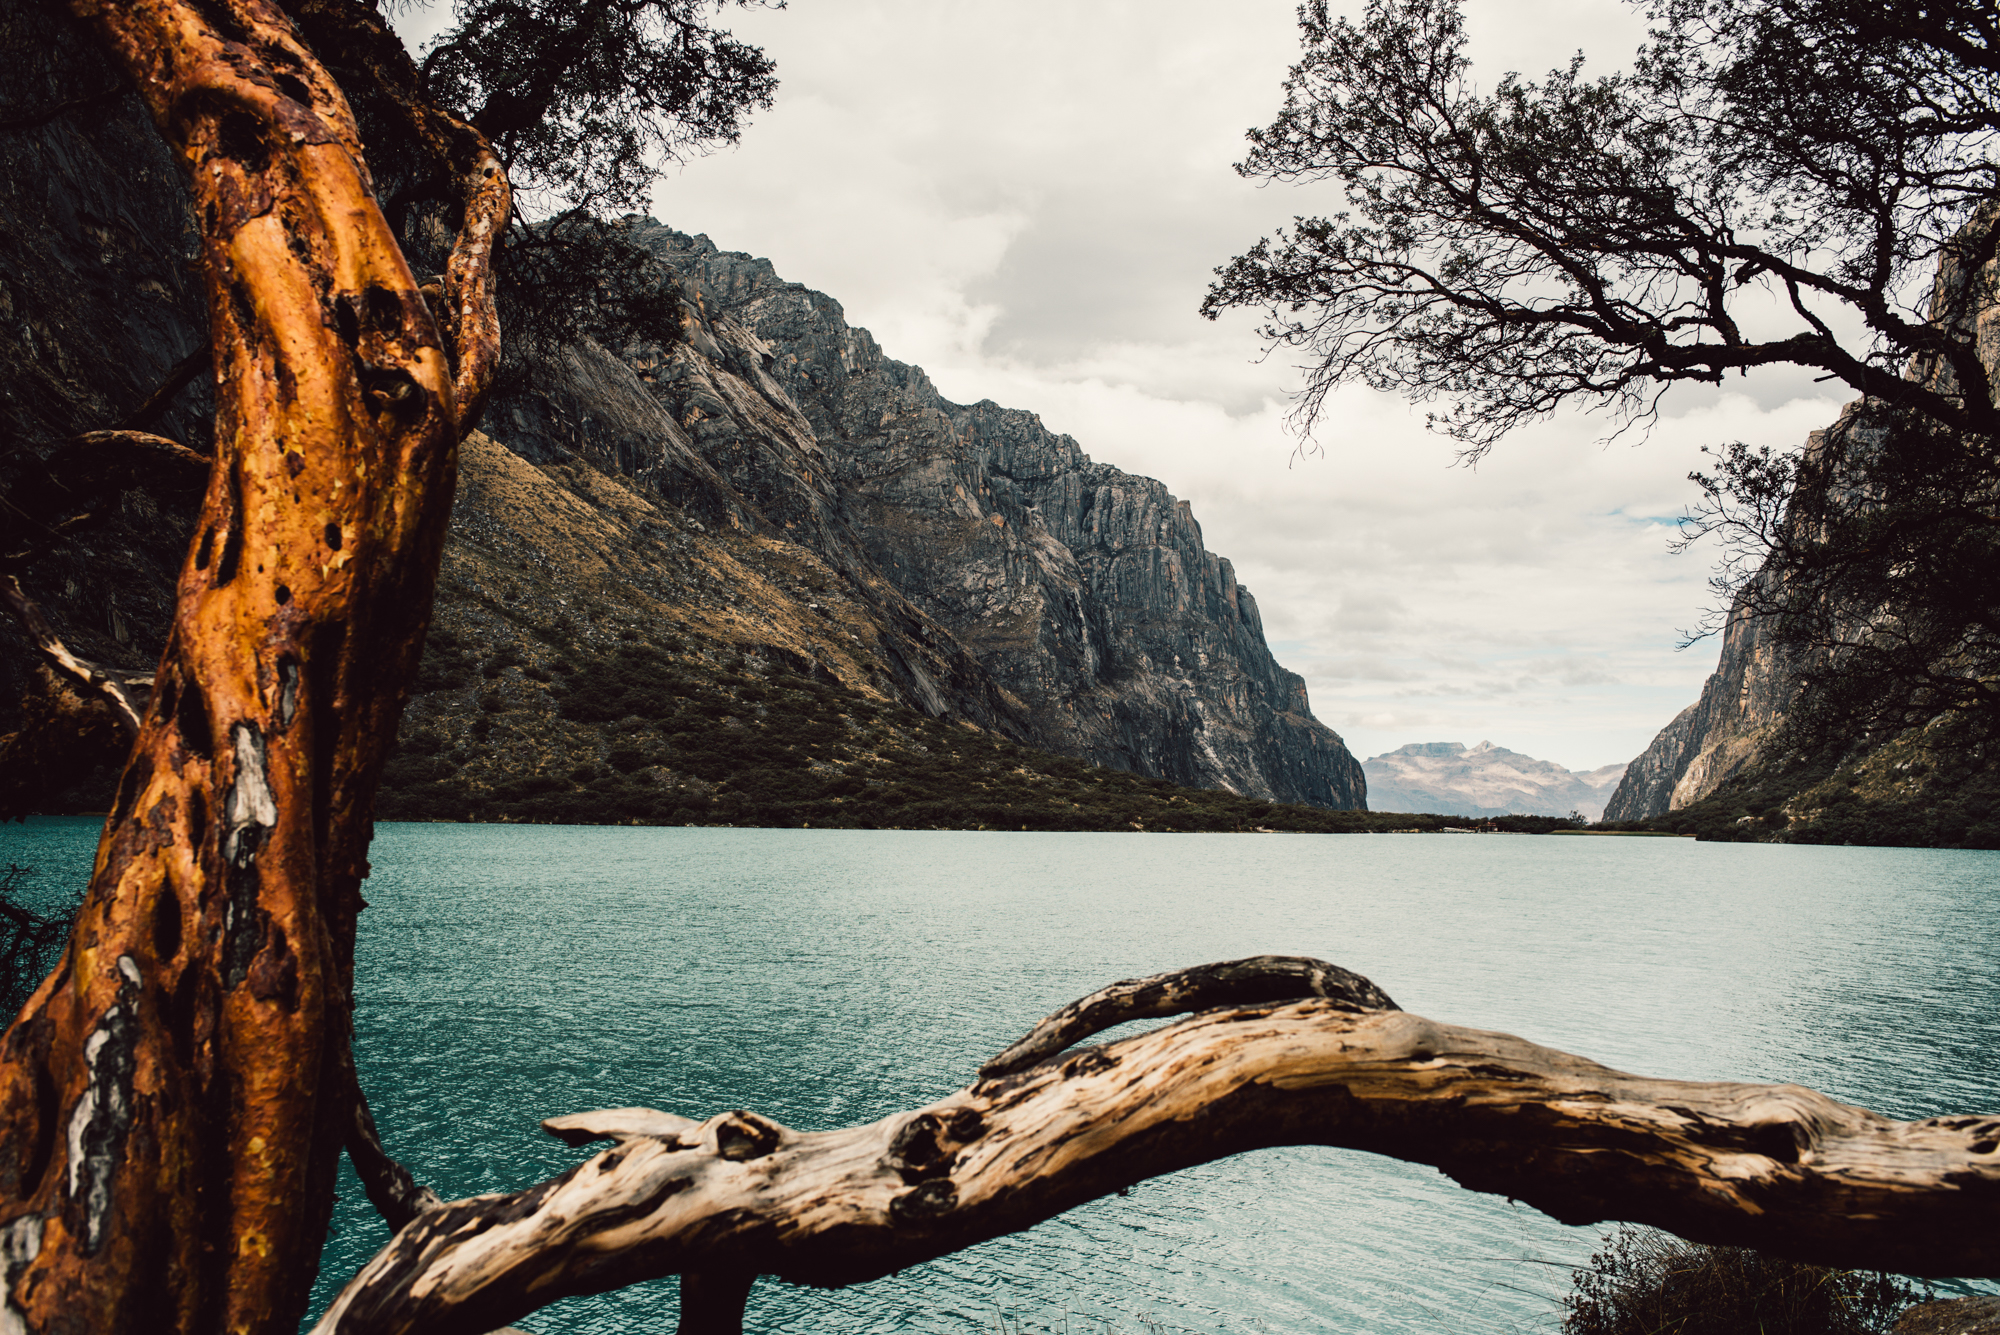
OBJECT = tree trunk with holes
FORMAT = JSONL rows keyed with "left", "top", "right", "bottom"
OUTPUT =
{"left": 0, "top": 0, "right": 502, "bottom": 1330}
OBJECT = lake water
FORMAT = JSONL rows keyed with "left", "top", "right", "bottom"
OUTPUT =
{"left": 5, "top": 820, "right": 1998, "bottom": 1334}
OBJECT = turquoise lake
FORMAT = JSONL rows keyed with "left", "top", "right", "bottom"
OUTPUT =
{"left": 5, "top": 819, "right": 1998, "bottom": 1333}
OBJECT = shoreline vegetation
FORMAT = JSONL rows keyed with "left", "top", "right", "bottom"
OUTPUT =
{"left": 358, "top": 639, "right": 1603, "bottom": 836}
{"left": 18, "top": 638, "right": 1990, "bottom": 846}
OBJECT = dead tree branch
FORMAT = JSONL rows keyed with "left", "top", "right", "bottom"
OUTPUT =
{"left": 112, "top": 348, "right": 211, "bottom": 434}
{"left": 1, "top": 429, "right": 211, "bottom": 569}
{"left": 980, "top": 953, "right": 1399, "bottom": 1076}
{"left": 342, "top": 1062, "right": 444, "bottom": 1234}
{"left": 0, "top": 574, "right": 149, "bottom": 732}
{"left": 311, "top": 958, "right": 2000, "bottom": 1335}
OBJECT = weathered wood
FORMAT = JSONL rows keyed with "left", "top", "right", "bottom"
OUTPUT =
{"left": 0, "top": 0, "right": 498, "bottom": 1328}
{"left": 344, "top": 1064, "right": 444, "bottom": 1233}
{"left": 675, "top": 1269, "right": 755, "bottom": 1335}
{"left": 542, "top": 1106, "right": 705, "bottom": 1148}
{"left": 979, "top": 953, "right": 1398, "bottom": 1076}
{"left": 0, "top": 574, "right": 150, "bottom": 731}
{"left": 310, "top": 960, "right": 2000, "bottom": 1335}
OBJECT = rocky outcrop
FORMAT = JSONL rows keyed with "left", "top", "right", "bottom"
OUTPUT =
{"left": 631, "top": 224, "right": 1363, "bottom": 806}
{"left": 0, "top": 34, "right": 1364, "bottom": 814}
{"left": 1604, "top": 207, "right": 1999, "bottom": 827}
{"left": 1365, "top": 741, "right": 1626, "bottom": 820}
{"left": 1601, "top": 583, "right": 1796, "bottom": 821}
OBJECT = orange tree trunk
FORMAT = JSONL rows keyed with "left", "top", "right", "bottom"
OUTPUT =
{"left": 0, "top": 0, "right": 468, "bottom": 1330}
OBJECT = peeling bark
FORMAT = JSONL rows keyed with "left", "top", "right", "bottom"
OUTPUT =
{"left": 0, "top": 0, "right": 493, "bottom": 1328}
{"left": 280, "top": 0, "right": 510, "bottom": 430}
{"left": 311, "top": 958, "right": 2000, "bottom": 1335}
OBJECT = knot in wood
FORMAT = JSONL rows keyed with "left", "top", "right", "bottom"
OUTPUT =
{"left": 886, "top": 1108, "right": 983, "bottom": 1184}
{"left": 1062, "top": 1049, "right": 1117, "bottom": 1079}
{"left": 358, "top": 362, "right": 425, "bottom": 423}
{"left": 888, "top": 1178, "right": 958, "bottom": 1228}
{"left": 714, "top": 1111, "right": 783, "bottom": 1162}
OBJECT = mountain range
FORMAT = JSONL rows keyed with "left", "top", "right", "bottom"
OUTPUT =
{"left": 1363, "top": 742, "right": 1627, "bottom": 821}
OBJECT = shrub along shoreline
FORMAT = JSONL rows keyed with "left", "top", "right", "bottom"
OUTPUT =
{"left": 377, "top": 642, "right": 1586, "bottom": 835}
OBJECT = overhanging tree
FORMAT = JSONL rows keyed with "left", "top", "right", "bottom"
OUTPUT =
{"left": 1203, "top": 0, "right": 2000, "bottom": 746}
{"left": 0, "top": 0, "right": 766, "bottom": 1328}
{"left": 0, "top": 2, "right": 1995, "bottom": 1333}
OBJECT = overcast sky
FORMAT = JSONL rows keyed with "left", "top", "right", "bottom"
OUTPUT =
{"left": 416, "top": 0, "right": 1853, "bottom": 772}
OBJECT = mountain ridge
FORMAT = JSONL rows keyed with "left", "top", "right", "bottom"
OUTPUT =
{"left": 1364, "top": 741, "right": 1626, "bottom": 821}
{"left": 0, "top": 39, "right": 1367, "bottom": 821}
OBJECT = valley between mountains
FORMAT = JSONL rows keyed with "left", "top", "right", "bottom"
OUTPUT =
{"left": 2, "top": 77, "right": 1991, "bottom": 844}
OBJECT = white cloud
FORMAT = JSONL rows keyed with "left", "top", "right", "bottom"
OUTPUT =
{"left": 645, "top": 0, "right": 1849, "bottom": 773}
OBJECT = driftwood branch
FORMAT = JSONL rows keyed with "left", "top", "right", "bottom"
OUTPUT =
{"left": 311, "top": 959, "right": 2000, "bottom": 1335}
{"left": 980, "top": 954, "right": 1399, "bottom": 1076}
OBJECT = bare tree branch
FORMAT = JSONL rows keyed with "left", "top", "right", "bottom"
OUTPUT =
{"left": 0, "top": 574, "right": 149, "bottom": 733}
{"left": 311, "top": 959, "right": 2000, "bottom": 1335}
{"left": 342, "top": 1063, "right": 445, "bottom": 1234}
{"left": 979, "top": 953, "right": 1399, "bottom": 1077}
{"left": 111, "top": 348, "right": 211, "bottom": 435}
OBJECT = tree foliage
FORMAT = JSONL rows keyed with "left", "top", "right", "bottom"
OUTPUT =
{"left": 424, "top": 0, "right": 777, "bottom": 215}
{"left": 300, "top": 0, "right": 776, "bottom": 380}
{"left": 1207, "top": 0, "right": 2000, "bottom": 743}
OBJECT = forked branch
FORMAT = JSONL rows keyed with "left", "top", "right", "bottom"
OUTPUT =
{"left": 312, "top": 959, "right": 2000, "bottom": 1335}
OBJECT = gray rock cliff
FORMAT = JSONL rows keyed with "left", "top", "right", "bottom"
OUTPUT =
{"left": 0, "top": 31, "right": 1365, "bottom": 815}
{"left": 631, "top": 224, "right": 1364, "bottom": 806}
{"left": 1601, "top": 588, "right": 1795, "bottom": 821}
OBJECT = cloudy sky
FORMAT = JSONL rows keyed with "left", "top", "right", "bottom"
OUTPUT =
{"left": 429, "top": 1, "right": 1853, "bottom": 772}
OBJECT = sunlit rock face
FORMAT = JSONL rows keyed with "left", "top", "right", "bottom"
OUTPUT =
{"left": 1363, "top": 742, "right": 1626, "bottom": 820}
{"left": 611, "top": 224, "right": 1365, "bottom": 808}
{"left": 0, "top": 45, "right": 1365, "bottom": 821}
{"left": 1601, "top": 594, "right": 1795, "bottom": 822}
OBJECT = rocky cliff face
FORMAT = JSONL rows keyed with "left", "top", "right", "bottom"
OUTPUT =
{"left": 0, "top": 35, "right": 1364, "bottom": 815}
{"left": 1365, "top": 741, "right": 1626, "bottom": 820}
{"left": 1601, "top": 573, "right": 1798, "bottom": 822}
{"left": 628, "top": 224, "right": 1361, "bottom": 805}
{"left": 1604, "top": 208, "right": 1999, "bottom": 836}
